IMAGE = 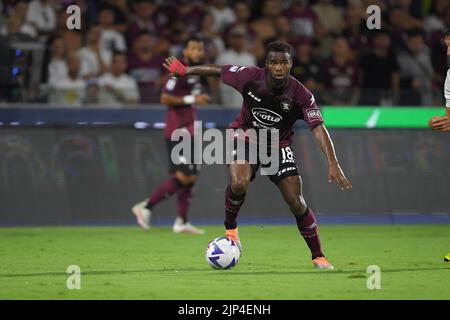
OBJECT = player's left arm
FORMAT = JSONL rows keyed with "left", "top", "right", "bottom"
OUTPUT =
{"left": 299, "top": 86, "right": 352, "bottom": 190}
{"left": 163, "top": 56, "right": 223, "bottom": 77}
{"left": 312, "top": 124, "right": 352, "bottom": 190}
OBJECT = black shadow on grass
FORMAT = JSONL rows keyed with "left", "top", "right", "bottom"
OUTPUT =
{"left": 0, "top": 267, "right": 448, "bottom": 278}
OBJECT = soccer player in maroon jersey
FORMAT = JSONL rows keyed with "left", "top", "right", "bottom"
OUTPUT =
{"left": 164, "top": 40, "right": 352, "bottom": 269}
{"left": 132, "top": 35, "right": 210, "bottom": 234}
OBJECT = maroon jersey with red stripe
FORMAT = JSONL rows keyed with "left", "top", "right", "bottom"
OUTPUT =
{"left": 162, "top": 74, "right": 204, "bottom": 139}
{"left": 221, "top": 65, "right": 324, "bottom": 147}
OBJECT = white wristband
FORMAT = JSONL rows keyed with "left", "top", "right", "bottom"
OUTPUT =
{"left": 183, "top": 95, "right": 195, "bottom": 104}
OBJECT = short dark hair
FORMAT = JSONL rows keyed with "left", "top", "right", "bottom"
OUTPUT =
{"left": 183, "top": 34, "right": 205, "bottom": 48}
{"left": 445, "top": 29, "right": 450, "bottom": 38}
{"left": 265, "top": 40, "right": 294, "bottom": 59}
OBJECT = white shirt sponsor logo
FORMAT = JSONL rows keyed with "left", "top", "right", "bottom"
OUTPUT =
{"left": 252, "top": 108, "right": 282, "bottom": 126}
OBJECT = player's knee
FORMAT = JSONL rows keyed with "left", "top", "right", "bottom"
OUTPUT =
{"left": 230, "top": 177, "right": 250, "bottom": 195}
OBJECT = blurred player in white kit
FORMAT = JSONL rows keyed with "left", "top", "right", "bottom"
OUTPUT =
{"left": 429, "top": 29, "right": 450, "bottom": 131}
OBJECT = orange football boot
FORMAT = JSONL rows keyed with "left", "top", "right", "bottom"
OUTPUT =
{"left": 225, "top": 228, "right": 242, "bottom": 255}
{"left": 312, "top": 257, "right": 334, "bottom": 270}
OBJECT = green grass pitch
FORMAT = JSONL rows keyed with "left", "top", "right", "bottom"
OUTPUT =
{"left": 0, "top": 224, "right": 449, "bottom": 299}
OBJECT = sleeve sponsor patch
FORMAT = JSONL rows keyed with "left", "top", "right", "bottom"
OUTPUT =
{"left": 307, "top": 109, "right": 322, "bottom": 119}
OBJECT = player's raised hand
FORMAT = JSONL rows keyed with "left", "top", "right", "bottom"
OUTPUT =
{"left": 328, "top": 162, "right": 352, "bottom": 190}
{"left": 163, "top": 56, "right": 186, "bottom": 77}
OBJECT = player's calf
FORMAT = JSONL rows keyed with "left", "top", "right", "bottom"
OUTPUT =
{"left": 295, "top": 207, "right": 325, "bottom": 260}
{"left": 285, "top": 194, "right": 308, "bottom": 219}
{"left": 224, "top": 184, "right": 246, "bottom": 230}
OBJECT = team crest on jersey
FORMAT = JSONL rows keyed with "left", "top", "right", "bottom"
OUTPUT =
{"left": 280, "top": 101, "right": 291, "bottom": 112}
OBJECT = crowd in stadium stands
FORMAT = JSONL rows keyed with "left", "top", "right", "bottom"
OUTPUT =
{"left": 0, "top": 0, "right": 449, "bottom": 107}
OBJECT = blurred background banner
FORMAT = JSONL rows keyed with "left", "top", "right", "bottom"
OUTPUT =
{"left": 0, "top": 106, "right": 444, "bottom": 127}
{"left": 1, "top": 119, "right": 448, "bottom": 226}
{"left": 0, "top": 0, "right": 449, "bottom": 226}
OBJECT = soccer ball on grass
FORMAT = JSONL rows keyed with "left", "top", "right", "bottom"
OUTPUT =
{"left": 205, "top": 237, "right": 241, "bottom": 269}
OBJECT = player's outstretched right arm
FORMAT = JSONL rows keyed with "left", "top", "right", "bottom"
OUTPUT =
{"left": 163, "top": 56, "right": 223, "bottom": 78}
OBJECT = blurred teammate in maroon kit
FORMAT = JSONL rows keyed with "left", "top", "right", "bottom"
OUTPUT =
{"left": 163, "top": 40, "right": 352, "bottom": 269}
{"left": 132, "top": 35, "right": 209, "bottom": 234}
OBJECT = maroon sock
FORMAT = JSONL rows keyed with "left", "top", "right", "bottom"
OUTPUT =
{"left": 146, "top": 175, "right": 180, "bottom": 209}
{"left": 295, "top": 207, "right": 324, "bottom": 260}
{"left": 224, "top": 185, "right": 246, "bottom": 229}
{"left": 176, "top": 184, "right": 193, "bottom": 223}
